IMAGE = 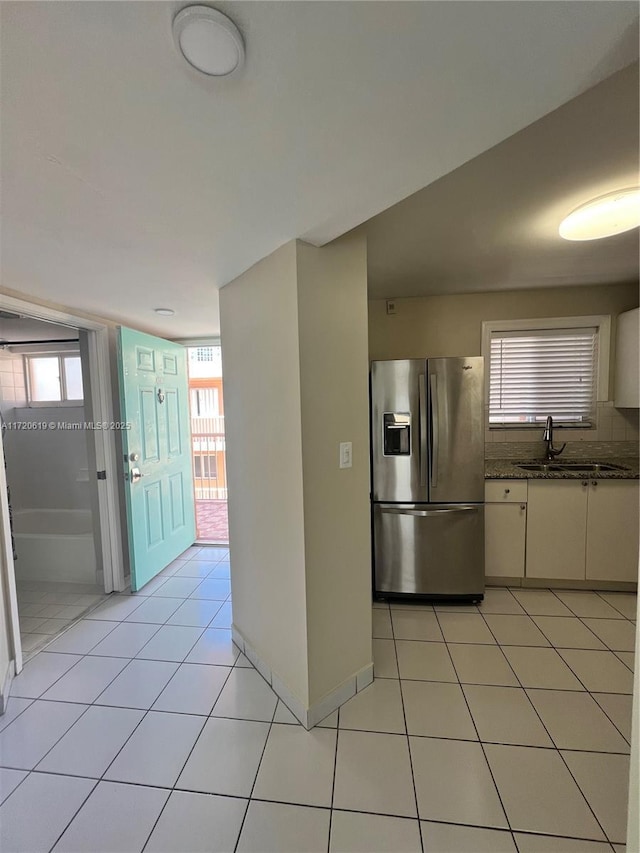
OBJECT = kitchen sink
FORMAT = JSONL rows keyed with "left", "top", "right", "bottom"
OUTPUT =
{"left": 515, "top": 461, "right": 628, "bottom": 473}
{"left": 517, "top": 463, "right": 565, "bottom": 472}
{"left": 554, "top": 463, "right": 627, "bottom": 472}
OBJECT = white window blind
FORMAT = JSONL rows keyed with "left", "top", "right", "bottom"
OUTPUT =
{"left": 489, "top": 327, "right": 597, "bottom": 426}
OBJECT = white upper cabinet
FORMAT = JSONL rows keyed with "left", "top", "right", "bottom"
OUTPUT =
{"left": 614, "top": 307, "right": 639, "bottom": 408}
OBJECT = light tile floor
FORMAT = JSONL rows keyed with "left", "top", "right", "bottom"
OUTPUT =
{"left": 16, "top": 580, "right": 107, "bottom": 661}
{"left": 1, "top": 556, "right": 636, "bottom": 853}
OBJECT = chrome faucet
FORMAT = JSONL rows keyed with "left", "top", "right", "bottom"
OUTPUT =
{"left": 542, "top": 415, "right": 566, "bottom": 461}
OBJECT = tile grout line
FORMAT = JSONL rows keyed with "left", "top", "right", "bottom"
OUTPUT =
{"left": 19, "top": 593, "right": 120, "bottom": 662}
{"left": 11, "top": 561, "right": 229, "bottom": 790}
{"left": 549, "top": 589, "right": 636, "bottom": 652}
{"left": 327, "top": 705, "right": 341, "bottom": 853}
{"left": 92, "top": 631, "right": 240, "bottom": 792}
{"left": 45, "top": 776, "right": 101, "bottom": 853}
{"left": 477, "top": 596, "right": 635, "bottom": 749}
{"left": 42, "top": 547, "right": 234, "bottom": 852}
{"left": 3, "top": 721, "right": 633, "bottom": 779}
{"left": 8, "top": 761, "right": 632, "bottom": 849}
{"left": 134, "top": 654, "right": 238, "bottom": 853}
{"left": 432, "top": 607, "right": 517, "bottom": 846}
{"left": 231, "top": 682, "right": 280, "bottom": 853}
{"left": 594, "top": 588, "right": 637, "bottom": 620}
{"left": 478, "top": 599, "right": 633, "bottom": 845}
{"left": 389, "top": 604, "right": 426, "bottom": 853}
{"left": 3, "top": 577, "right": 634, "bottom": 850}
{"left": 485, "top": 593, "right": 622, "bottom": 846}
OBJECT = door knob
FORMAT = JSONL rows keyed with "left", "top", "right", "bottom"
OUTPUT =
{"left": 126, "top": 468, "right": 144, "bottom": 482}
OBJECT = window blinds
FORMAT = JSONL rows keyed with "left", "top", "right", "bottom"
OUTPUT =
{"left": 489, "top": 327, "right": 597, "bottom": 425}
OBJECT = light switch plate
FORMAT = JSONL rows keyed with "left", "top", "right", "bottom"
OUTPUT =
{"left": 339, "top": 442, "right": 352, "bottom": 469}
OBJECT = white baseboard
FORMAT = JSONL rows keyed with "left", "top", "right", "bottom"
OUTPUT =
{"left": 0, "top": 659, "right": 16, "bottom": 715}
{"left": 232, "top": 624, "right": 374, "bottom": 730}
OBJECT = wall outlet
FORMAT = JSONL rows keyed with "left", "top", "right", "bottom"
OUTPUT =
{"left": 386, "top": 300, "right": 396, "bottom": 315}
{"left": 339, "top": 441, "right": 352, "bottom": 469}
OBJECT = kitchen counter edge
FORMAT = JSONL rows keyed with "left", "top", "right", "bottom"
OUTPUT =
{"left": 485, "top": 458, "right": 640, "bottom": 480}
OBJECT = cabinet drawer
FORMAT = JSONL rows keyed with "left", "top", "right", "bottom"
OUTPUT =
{"left": 485, "top": 480, "right": 527, "bottom": 503}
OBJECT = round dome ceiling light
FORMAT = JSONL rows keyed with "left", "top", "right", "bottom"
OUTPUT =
{"left": 172, "top": 6, "right": 245, "bottom": 77}
{"left": 559, "top": 187, "right": 640, "bottom": 241}
{"left": 154, "top": 308, "right": 175, "bottom": 316}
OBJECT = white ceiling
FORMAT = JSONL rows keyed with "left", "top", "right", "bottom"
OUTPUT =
{"left": 1, "top": 2, "right": 638, "bottom": 337}
{"left": 364, "top": 62, "right": 640, "bottom": 299}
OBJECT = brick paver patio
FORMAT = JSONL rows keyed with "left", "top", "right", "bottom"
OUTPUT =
{"left": 195, "top": 499, "right": 229, "bottom": 543}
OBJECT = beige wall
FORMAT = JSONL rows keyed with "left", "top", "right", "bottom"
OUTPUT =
{"left": 369, "top": 282, "right": 640, "bottom": 449}
{"left": 369, "top": 283, "right": 639, "bottom": 362}
{"left": 220, "top": 236, "right": 372, "bottom": 712}
{"left": 297, "top": 236, "right": 371, "bottom": 705}
{"left": 220, "top": 242, "right": 310, "bottom": 704}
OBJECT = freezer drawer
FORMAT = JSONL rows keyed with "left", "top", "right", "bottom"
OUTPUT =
{"left": 374, "top": 502, "right": 484, "bottom": 598}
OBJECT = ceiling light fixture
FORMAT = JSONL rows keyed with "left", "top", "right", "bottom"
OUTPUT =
{"left": 172, "top": 6, "right": 245, "bottom": 77}
{"left": 154, "top": 308, "right": 175, "bottom": 316}
{"left": 559, "top": 187, "right": 640, "bottom": 241}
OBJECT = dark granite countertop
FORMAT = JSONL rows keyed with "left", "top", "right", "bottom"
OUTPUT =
{"left": 485, "top": 457, "right": 640, "bottom": 480}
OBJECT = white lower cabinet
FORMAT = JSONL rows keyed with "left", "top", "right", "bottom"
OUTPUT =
{"left": 585, "top": 480, "right": 640, "bottom": 582}
{"left": 487, "top": 477, "right": 639, "bottom": 585}
{"left": 526, "top": 480, "right": 588, "bottom": 580}
{"left": 485, "top": 480, "right": 527, "bottom": 579}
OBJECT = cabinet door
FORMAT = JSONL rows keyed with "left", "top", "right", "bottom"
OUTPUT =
{"left": 526, "top": 480, "right": 588, "bottom": 579}
{"left": 586, "top": 480, "right": 640, "bottom": 582}
{"left": 485, "top": 503, "right": 526, "bottom": 578}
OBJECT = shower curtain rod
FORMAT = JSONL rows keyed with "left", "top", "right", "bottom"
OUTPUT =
{"left": 0, "top": 339, "right": 79, "bottom": 346}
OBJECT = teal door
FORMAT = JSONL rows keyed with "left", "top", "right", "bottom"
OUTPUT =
{"left": 117, "top": 327, "right": 196, "bottom": 591}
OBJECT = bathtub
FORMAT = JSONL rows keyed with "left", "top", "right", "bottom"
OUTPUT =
{"left": 13, "top": 509, "right": 98, "bottom": 585}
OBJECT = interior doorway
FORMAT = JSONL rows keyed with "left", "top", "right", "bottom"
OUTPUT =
{"left": 0, "top": 313, "right": 108, "bottom": 658}
{"left": 186, "top": 345, "right": 228, "bottom": 544}
{"left": 0, "top": 294, "right": 124, "bottom": 677}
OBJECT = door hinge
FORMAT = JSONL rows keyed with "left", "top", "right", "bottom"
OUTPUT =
{"left": 97, "top": 470, "right": 107, "bottom": 480}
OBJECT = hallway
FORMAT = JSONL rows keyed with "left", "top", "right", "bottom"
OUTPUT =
{"left": 0, "top": 545, "right": 635, "bottom": 852}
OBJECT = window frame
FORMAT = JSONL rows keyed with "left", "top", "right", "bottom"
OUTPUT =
{"left": 194, "top": 454, "right": 218, "bottom": 480}
{"left": 481, "top": 315, "right": 611, "bottom": 430}
{"left": 24, "top": 350, "right": 84, "bottom": 407}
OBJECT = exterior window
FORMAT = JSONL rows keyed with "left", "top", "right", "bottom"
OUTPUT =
{"left": 194, "top": 455, "right": 218, "bottom": 479}
{"left": 191, "top": 387, "right": 219, "bottom": 417}
{"left": 25, "top": 354, "right": 84, "bottom": 404}
{"left": 489, "top": 326, "right": 598, "bottom": 427}
{"left": 193, "top": 346, "right": 215, "bottom": 362}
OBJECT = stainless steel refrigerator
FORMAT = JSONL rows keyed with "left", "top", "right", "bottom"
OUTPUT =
{"left": 371, "top": 357, "right": 485, "bottom": 600}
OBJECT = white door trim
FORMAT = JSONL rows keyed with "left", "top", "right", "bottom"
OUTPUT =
{"left": 0, "top": 294, "right": 125, "bottom": 671}
{"left": 0, "top": 428, "right": 22, "bottom": 676}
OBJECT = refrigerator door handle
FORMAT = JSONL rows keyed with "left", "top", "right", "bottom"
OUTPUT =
{"left": 380, "top": 506, "right": 479, "bottom": 517}
{"left": 418, "top": 374, "right": 427, "bottom": 487}
{"left": 429, "top": 373, "right": 439, "bottom": 488}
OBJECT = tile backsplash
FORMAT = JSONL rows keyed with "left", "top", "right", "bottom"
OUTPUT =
{"left": 485, "top": 401, "right": 639, "bottom": 459}
{"left": 0, "top": 351, "right": 27, "bottom": 415}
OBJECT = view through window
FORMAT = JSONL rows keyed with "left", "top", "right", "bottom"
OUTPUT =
{"left": 26, "top": 353, "right": 84, "bottom": 403}
{"left": 187, "top": 345, "right": 228, "bottom": 543}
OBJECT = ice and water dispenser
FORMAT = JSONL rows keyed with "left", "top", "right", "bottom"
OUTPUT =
{"left": 382, "top": 413, "right": 411, "bottom": 456}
